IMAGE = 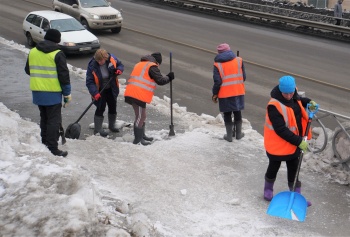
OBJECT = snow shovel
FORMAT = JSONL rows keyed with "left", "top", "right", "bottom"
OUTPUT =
{"left": 267, "top": 102, "right": 319, "bottom": 222}
{"left": 65, "top": 76, "right": 117, "bottom": 139}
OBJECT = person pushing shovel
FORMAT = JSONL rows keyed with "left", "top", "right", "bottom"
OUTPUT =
{"left": 263, "top": 75, "right": 317, "bottom": 207}
{"left": 124, "top": 52, "right": 174, "bottom": 145}
{"left": 86, "top": 49, "right": 124, "bottom": 137}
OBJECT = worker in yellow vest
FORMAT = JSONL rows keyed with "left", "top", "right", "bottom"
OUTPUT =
{"left": 263, "top": 75, "right": 317, "bottom": 207}
{"left": 212, "top": 43, "right": 246, "bottom": 142}
{"left": 124, "top": 52, "right": 174, "bottom": 145}
{"left": 25, "top": 29, "right": 71, "bottom": 157}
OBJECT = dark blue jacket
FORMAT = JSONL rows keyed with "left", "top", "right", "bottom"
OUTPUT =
{"left": 86, "top": 53, "right": 124, "bottom": 105}
{"left": 212, "top": 50, "right": 246, "bottom": 113}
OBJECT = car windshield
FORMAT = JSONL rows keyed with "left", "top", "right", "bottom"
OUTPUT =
{"left": 80, "top": 0, "right": 108, "bottom": 8}
{"left": 50, "top": 18, "right": 85, "bottom": 32}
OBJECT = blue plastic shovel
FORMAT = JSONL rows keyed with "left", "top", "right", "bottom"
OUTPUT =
{"left": 267, "top": 103, "right": 319, "bottom": 222}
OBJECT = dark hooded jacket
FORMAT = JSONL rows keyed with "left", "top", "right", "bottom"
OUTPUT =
{"left": 125, "top": 55, "right": 171, "bottom": 107}
{"left": 212, "top": 50, "right": 246, "bottom": 113}
{"left": 266, "top": 85, "right": 311, "bottom": 161}
{"left": 25, "top": 40, "right": 71, "bottom": 106}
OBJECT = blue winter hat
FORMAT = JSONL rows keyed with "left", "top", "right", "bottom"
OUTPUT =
{"left": 279, "top": 76, "right": 296, "bottom": 93}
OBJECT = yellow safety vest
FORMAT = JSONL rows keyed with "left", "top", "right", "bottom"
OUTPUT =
{"left": 29, "top": 48, "right": 62, "bottom": 92}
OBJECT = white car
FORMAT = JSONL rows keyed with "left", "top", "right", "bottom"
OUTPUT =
{"left": 52, "top": 0, "right": 123, "bottom": 33}
{"left": 23, "top": 10, "right": 100, "bottom": 54}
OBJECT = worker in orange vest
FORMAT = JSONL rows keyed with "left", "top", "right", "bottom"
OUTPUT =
{"left": 124, "top": 52, "right": 174, "bottom": 145}
{"left": 212, "top": 43, "right": 246, "bottom": 142}
{"left": 86, "top": 49, "right": 124, "bottom": 137}
{"left": 263, "top": 75, "right": 317, "bottom": 207}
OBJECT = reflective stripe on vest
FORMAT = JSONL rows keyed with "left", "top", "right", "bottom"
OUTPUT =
{"left": 29, "top": 48, "right": 62, "bottom": 92}
{"left": 214, "top": 57, "right": 245, "bottom": 98}
{"left": 264, "top": 98, "right": 311, "bottom": 156}
{"left": 124, "top": 61, "right": 157, "bottom": 104}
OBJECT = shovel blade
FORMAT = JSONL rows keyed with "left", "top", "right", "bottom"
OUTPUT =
{"left": 267, "top": 191, "right": 308, "bottom": 222}
{"left": 65, "top": 123, "right": 81, "bottom": 139}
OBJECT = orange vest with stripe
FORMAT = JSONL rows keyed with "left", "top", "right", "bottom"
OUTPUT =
{"left": 264, "top": 98, "right": 312, "bottom": 156}
{"left": 92, "top": 57, "right": 119, "bottom": 92}
{"left": 214, "top": 57, "right": 245, "bottom": 98}
{"left": 124, "top": 61, "right": 157, "bottom": 104}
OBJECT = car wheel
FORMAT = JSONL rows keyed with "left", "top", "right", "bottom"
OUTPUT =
{"left": 111, "top": 27, "right": 121, "bottom": 34}
{"left": 81, "top": 19, "right": 91, "bottom": 31}
{"left": 26, "top": 32, "right": 35, "bottom": 47}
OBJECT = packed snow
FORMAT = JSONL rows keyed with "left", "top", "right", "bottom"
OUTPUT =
{"left": 0, "top": 37, "right": 349, "bottom": 236}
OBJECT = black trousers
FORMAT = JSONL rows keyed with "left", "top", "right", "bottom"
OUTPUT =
{"left": 265, "top": 158, "right": 300, "bottom": 184}
{"left": 38, "top": 103, "right": 62, "bottom": 152}
{"left": 223, "top": 111, "right": 242, "bottom": 123}
{"left": 95, "top": 88, "right": 117, "bottom": 117}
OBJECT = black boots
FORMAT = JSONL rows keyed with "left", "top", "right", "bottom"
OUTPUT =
{"left": 224, "top": 122, "right": 233, "bottom": 142}
{"left": 108, "top": 113, "right": 119, "bottom": 133}
{"left": 142, "top": 123, "right": 153, "bottom": 142}
{"left": 133, "top": 125, "right": 151, "bottom": 145}
{"left": 50, "top": 149, "right": 68, "bottom": 157}
{"left": 234, "top": 120, "right": 245, "bottom": 140}
{"left": 94, "top": 115, "right": 108, "bottom": 137}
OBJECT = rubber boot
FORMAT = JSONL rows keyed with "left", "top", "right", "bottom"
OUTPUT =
{"left": 50, "top": 149, "right": 68, "bottom": 157}
{"left": 289, "top": 182, "right": 312, "bottom": 207}
{"left": 264, "top": 177, "right": 275, "bottom": 201}
{"left": 133, "top": 126, "right": 151, "bottom": 145}
{"left": 94, "top": 115, "right": 108, "bottom": 137}
{"left": 108, "top": 113, "right": 119, "bottom": 133}
{"left": 223, "top": 122, "right": 233, "bottom": 142}
{"left": 235, "top": 120, "right": 245, "bottom": 140}
{"left": 142, "top": 123, "right": 153, "bottom": 142}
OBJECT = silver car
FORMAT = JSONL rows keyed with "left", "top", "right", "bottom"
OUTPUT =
{"left": 52, "top": 0, "right": 123, "bottom": 33}
{"left": 23, "top": 10, "right": 100, "bottom": 55}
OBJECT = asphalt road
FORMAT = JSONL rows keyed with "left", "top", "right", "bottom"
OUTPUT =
{"left": 0, "top": 0, "right": 349, "bottom": 135}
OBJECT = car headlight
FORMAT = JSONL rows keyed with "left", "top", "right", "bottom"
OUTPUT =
{"left": 92, "top": 40, "right": 99, "bottom": 44}
{"left": 91, "top": 14, "right": 100, "bottom": 20}
{"left": 62, "top": 42, "right": 76, "bottom": 47}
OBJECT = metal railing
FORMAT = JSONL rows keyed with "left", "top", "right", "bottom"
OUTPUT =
{"left": 154, "top": 0, "right": 350, "bottom": 38}
{"left": 312, "top": 108, "right": 350, "bottom": 170}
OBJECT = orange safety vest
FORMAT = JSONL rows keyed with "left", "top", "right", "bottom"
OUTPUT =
{"left": 124, "top": 61, "right": 157, "bottom": 104}
{"left": 92, "top": 57, "right": 119, "bottom": 91}
{"left": 214, "top": 57, "right": 245, "bottom": 98}
{"left": 264, "top": 98, "right": 312, "bottom": 156}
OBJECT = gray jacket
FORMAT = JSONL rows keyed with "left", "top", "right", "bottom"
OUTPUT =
{"left": 334, "top": 0, "right": 343, "bottom": 18}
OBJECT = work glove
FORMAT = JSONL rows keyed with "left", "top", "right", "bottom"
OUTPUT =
{"left": 167, "top": 72, "right": 175, "bottom": 81}
{"left": 94, "top": 93, "right": 101, "bottom": 101}
{"left": 63, "top": 94, "right": 72, "bottom": 108}
{"left": 212, "top": 95, "right": 218, "bottom": 103}
{"left": 309, "top": 100, "right": 317, "bottom": 111}
{"left": 298, "top": 140, "right": 308, "bottom": 152}
{"left": 116, "top": 69, "right": 122, "bottom": 75}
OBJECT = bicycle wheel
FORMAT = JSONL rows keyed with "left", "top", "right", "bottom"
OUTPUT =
{"left": 332, "top": 126, "right": 350, "bottom": 165}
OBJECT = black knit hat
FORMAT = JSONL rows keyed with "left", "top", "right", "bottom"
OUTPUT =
{"left": 151, "top": 52, "right": 162, "bottom": 65}
{"left": 44, "top": 29, "right": 61, "bottom": 43}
